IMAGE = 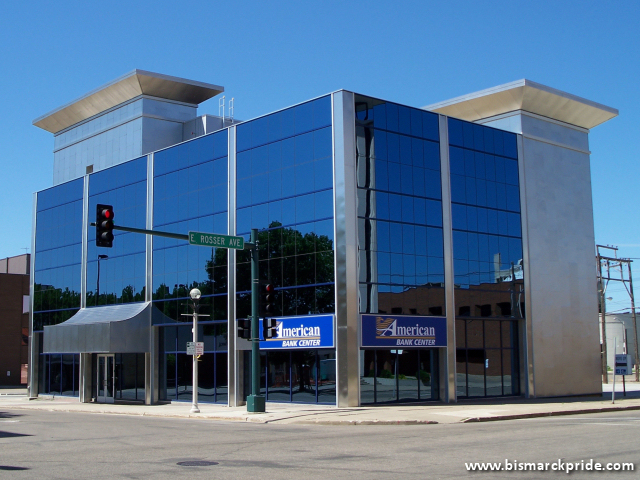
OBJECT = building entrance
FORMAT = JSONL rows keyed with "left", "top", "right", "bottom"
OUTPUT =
{"left": 97, "top": 354, "right": 115, "bottom": 403}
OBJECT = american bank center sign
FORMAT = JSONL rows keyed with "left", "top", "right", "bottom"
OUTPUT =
{"left": 259, "top": 314, "right": 334, "bottom": 350}
{"left": 361, "top": 315, "right": 447, "bottom": 348}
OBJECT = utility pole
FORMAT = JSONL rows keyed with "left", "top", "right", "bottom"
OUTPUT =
{"left": 596, "top": 245, "right": 640, "bottom": 383}
{"left": 597, "top": 248, "right": 608, "bottom": 384}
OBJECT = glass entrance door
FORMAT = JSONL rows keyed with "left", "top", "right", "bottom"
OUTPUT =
{"left": 97, "top": 354, "right": 115, "bottom": 403}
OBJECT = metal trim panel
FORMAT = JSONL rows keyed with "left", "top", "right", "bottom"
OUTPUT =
{"left": 517, "top": 134, "right": 535, "bottom": 397}
{"left": 227, "top": 125, "right": 239, "bottom": 407}
{"left": 332, "top": 91, "right": 359, "bottom": 407}
{"left": 439, "top": 115, "right": 457, "bottom": 403}
{"left": 33, "top": 70, "right": 224, "bottom": 134}
{"left": 28, "top": 192, "right": 38, "bottom": 396}
{"left": 42, "top": 302, "right": 169, "bottom": 354}
{"left": 80, "top": 176, "right": 89, "bottom": 308}
{"left": 424, "top": 79, "right": 618, "bottom": 130}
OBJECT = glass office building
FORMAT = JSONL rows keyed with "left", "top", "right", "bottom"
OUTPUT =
{"left": 30, "top": 71, "right": 618, "bottom": 406}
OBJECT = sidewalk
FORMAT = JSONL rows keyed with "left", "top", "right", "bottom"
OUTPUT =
{"left": 2, "top": 385, "right": 640, "bottom": 425}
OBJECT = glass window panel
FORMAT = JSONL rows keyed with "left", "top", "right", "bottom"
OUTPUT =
{"left": 422, "top": 111, "right": 439, "bottom": 141}
{"left": 401, "top": 196, "right": 414, "bottom": 223}
{"left": 376, "top": 351, "right": 397, "bottom": 402}
{"left": 376, "top": 192, "right": 389, "bottom": 220}
{"left": 251, "top": 174, "right": 268, "bottom": 205}
{"left": 399, "top": 135, "right": 412, "bottom": 165}
{"left": 281, "top": 166, "right": 295, "bottom": 198}
{"left": 423, "top": 141, "right": 440, "bottom": 172}
{"left": 425, "top": 200, "right": 442, "bottom": 227}
{"left": 387, "top": 162, "right": 401, "bottom": 193}
{"left": 390, "top": 225, "right": 403, "bottom": 254}
{"left": 503, "top": 348, "right": 519, "bottom": 395}
{"left": 467, "top": 233, "right": 479, "bottom": 262}
{"left": 477, "top": 207, "right": 488, "bottom": 234}
{"left": 410, "top": 109, "right": 423, "bottom": 137}
{"left": 397, "top": 350, "right": 419, "bottom": 401}
{"left": 462, "top": 122, "right": 474, "bottom": 150}
{"left": 268, "top": 170, "right": 282, "bottom": 201}
{"left": 402, "top": 225, "right": 415, "bottom": 254}
{"left": 506, "top": 185, "right": 520, "bottom": 212}
{"left": 295, "top": 194, "right": 315, "bottom": 224}
{"left": 449, "top": 147, "right": 464, "bottom": 175}
{"left": 376, "top": 221, "right": 391, "bottom": 252}
{"left": 412, "top": 167, "right": 425, "bottom": 197}
{"left": 485, "top": 349, "right": 502, "bottom": 396}
{"left": 314, "top": 157, "right": 333, "bottom": 191}
{"left": 494, "top": 156, "right": 506, "bottom": 184}
{"left": 389, "top": 195, "right": 402, "bottom": 222}
{"left": 398, "top": 105, "right": 411, "bottom": 135}
{"left": 281, "top": 108, "right": 295, "bottom": 139}
{"left": 315, "top": 190, "right": 333, "bottom": 220}
{"left": 450, "top": 174, "right": 466, "bottom": 204}
{"left": 495, "top": 183, "right": 507, "bottom": 210}
{"left": 453, "top": 231, "right": 468, "bottom": 260}
{"left": 281, "top": 137, "right": 295, "bottom": 168}
{"left": 313, "top": 96, "right": 332, "bottom": 129}
{"left": 504, "top": 159, "right": 519, "bottom": 186}
{"left": 295, "top": 101, "right": 314, "bottom": 134}
{"left": 295, "top": 163, "right": 315, "bottom": 196}
{"left": 400, "top": 164, "right": 413, "bottom": 195}
{"left": 414, "top": 226, "right": 427, "bottom": 256}
{"left": 452, "top": 204, "right": 467, "bottom": 231}
{"left": 427, "top": 227, "right": 444, "bottom": 258}
{"left": 503, "top": 132, "right": 518, "bottom": 159}
{"left": 387, "top": 133, "right": 400, "bottom": 163}
{"left": 485, "top": 321, "right": 501, "bottom": 348}
{"left": 473, "top": 125, "right": 485, "bottom": 152}
{"left": 448, "top": 118, "right": 463, "bottom": 147}
{"left": 413, "top": 196, "right": 426, "bottom": 224}
{"left": 507, "top": 212, "right": 522, "bottom": 237}
{"left": 465, "top": 176, "right": 477, "bottom": 205}
{"left": 476, "top": 179, "right": 487, "bottom": 207}
{"left": 295, "top": 132, "right": 314, "bottom": 165}
{"left": 466, "top": 205, "right": 478, "bottom": 232}
{"left": 374, "top": 129, "right": 387, "bottom": 160}
{"left": 485, "top": 181, "right": 497, "bottom": 209}
{"left": 494, "top": 130, "right": 505, "bottom": 156}
{"left": 375, "top": 159, "right": 389, "bottom": 191}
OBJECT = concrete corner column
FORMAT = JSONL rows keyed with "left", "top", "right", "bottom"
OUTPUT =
{"left": 79, "top": 353, "right": 92, "bottom": 403}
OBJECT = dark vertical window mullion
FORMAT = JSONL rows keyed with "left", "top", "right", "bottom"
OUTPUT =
{"left": 417, "top": 350, "right": 421, "bottom": 400}
{"left": 373, "top": 350, "right": 377, "bottom": 403}
{"left": 315, "top": 351, "right": 319, "bottom": 403}
{"left": 289, "top": 352, "right": 293, "bottom": 402}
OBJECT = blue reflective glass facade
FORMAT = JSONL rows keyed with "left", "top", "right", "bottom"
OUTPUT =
{"left": 34, "top": 178, "right": 84, "bottom": 331}
{"left": 355, "top": 95, "right": 445, "bottom": 317}
{"left": 354, "top": 95, "right": 444, "bottom": 404}
{"left": 152, "top": 131, "right": 229, "bottom": 403}
{"left": 448, "top": 117, "right": 522, "bottom": 398}
{"left": 235, "top": 96, "right": 335, "bottom": 319}
{"left": 88, "top": 157, "right": 147, "bottom": 306}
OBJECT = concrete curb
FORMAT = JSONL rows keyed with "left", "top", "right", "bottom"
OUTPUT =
{"left": 461, "top": 404, "right": 640, "bottom": 423}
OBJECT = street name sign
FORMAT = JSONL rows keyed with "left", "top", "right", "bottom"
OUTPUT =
{"left": 188, "top": 231, "right": 244, "bottom": 250}
{"left": 615, "top": 354, "right": 632, "bottom": 375}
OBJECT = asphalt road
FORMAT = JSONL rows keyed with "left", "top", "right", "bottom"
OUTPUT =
{"left": 0, "top": 409, "right": 638, "bottom": 479}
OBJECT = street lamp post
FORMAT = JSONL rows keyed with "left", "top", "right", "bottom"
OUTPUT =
{"left": 97, "top": 254, "right": 109, "bottom": 305}
{"left": 189, "top": 288, "right": 201, "bottom": 414}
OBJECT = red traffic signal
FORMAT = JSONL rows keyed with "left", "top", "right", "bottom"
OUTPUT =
{"left": 96, "top": 204, "right": 115, "bottom": 248}
{"left": 263, "top": 284, "right": 274, "bottom": 314}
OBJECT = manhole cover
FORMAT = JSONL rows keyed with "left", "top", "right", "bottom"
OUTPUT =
{"left": 177, "top": 461, "right": 219, "bottom": 467}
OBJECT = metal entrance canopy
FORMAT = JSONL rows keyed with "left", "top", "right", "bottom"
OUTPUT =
{"left": 43, "top": 302, "right": 173, "bottom": 354}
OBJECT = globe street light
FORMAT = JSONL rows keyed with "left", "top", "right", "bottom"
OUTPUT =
{"left": 190, "top": 288, "right": 201, "bottom": 414}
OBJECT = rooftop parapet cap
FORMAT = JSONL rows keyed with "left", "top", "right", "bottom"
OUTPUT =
{"left": 424, "top": 79, "right": 618, "bottom": 130}
{"left": 33, "top": 69, "right": 224, "bottom": 134}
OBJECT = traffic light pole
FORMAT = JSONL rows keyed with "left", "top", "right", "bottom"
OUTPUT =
{"left": 246, "top": 228, "right": 265, "bottom": 413}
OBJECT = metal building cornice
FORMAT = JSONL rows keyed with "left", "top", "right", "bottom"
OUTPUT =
{"left": 423, "top": 79, "right": 618, "bottom": 130}
{"left": 33, "top": 70, "right": 224, "bottom": 134}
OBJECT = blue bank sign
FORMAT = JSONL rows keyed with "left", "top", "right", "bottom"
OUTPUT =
{"left": 259, "top": 314, "right": 334, "bottom": 350}
{"left": 361, "top": 315, "right": 447, "bottom": 348}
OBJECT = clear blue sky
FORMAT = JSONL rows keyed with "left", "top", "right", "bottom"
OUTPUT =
{"left": 1, "top": 1, "right": 638, "bottom": 309}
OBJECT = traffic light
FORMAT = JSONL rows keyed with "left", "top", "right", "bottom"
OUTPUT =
{"left": 96, "top": 204, "right": 115, "bottom": 248}
{"left": 263, "top": 318, "right": 278, "bottom": 340}
{"left": 237, "top": 318, "right": 251, "bottom": 340}
{"left": 260, "top": 283, "right": 274, "bottom": 317}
